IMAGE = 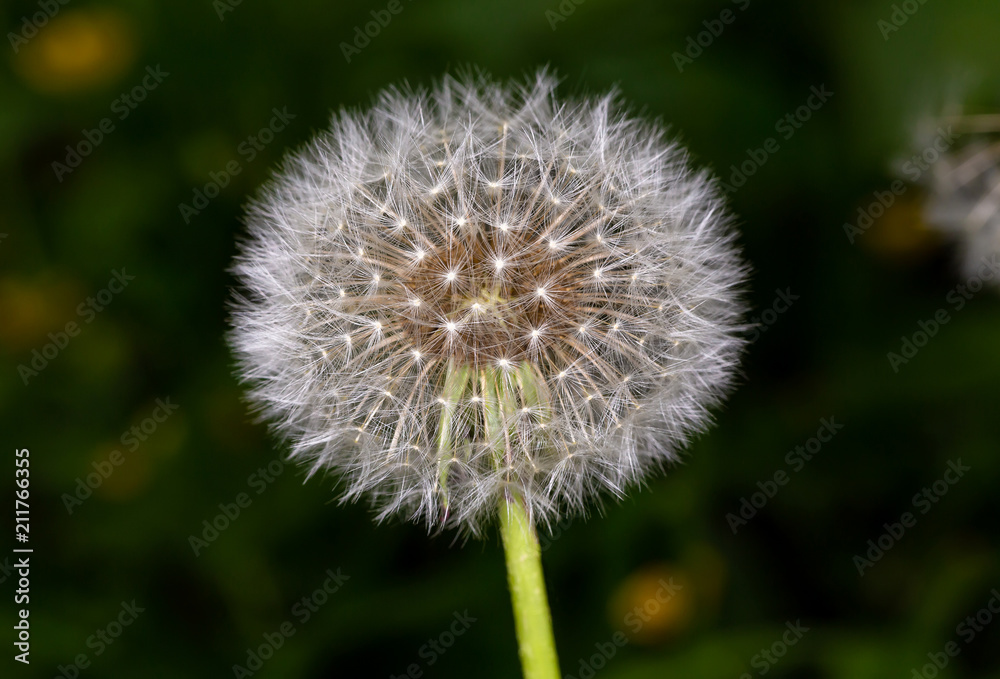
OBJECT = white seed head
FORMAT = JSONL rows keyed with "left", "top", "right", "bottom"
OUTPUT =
{"left": 916, "top": 112, "right": 1000, "bottom": 284}
{"left": 229, "top": 70, "right": 748, "bottom": 535}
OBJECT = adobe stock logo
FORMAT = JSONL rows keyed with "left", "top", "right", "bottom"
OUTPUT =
{"left": 51, "top": 66, "right": 169, "bottom": 182}
{"left": 877, "top": 0, "right": 931, "bottom": 40}
{"left": 720, "top": 84, "right": 833, "bottom": 194}
{"left": 853, "top": 458, "right": 970, "bottom": 576}
{"left": 389, "top": 611, "right": 477, "bottom": 679}
{"left": 545, "top": 0, "right": 587, "bottom": 31}
{"left": 231, "top": 568, "right": 349, "bottom": 678}
{"left": 910, "top": 588, "right": 1000, "bottom": 679}
{"left": 62, "top": 397, "right": 179, "bottom": 514}
{"left": 843, "top": 126, "right": 957, "bottom": 244}
{"left": 7, "top": 0, "right": 71, "bottom": 53}
{"left": 17, "top": 269, "right": 134, "bottom": 385}
{"left": 178, "top": 107, "right": 295, "bottom": 223}
{"left": 340, "top": 0, "right": 415, "bottom": 63}
{"left": 671, "top": 0, "right": 752, "bottom": 73}
{"left": 736, "top": 621, "right": 810, "bottom": 678}
{"left": 748, "top": 288, "right": 799, "bottom": 342}
{"left": 887, "top": 254, "right": 1000, "bottom": 373}
{"left": 563, "top": 578, "right": 683, "bottom": 679}
{"left": 188, "top": 458, "right": 286, "bottom": 556}
{"left": 726, "top": 417, "right": 843, "bottom": 534}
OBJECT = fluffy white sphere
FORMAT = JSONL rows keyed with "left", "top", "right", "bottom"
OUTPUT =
{"left": 922, "top": 133, "right": 1000, "bottom": 282}
{"left": 229, "top": 71, "right": 747, "bottom": 534}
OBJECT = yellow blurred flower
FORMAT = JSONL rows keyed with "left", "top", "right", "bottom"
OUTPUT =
{"left": 609, "top": 564, "right": 695, "bottom": 644}
{"left": 608, "top": 547, "right": 728, "bottom": 646}
{"left": 0, "top": 275, "right": 81, "bottom": 350}
{"left": 13, "top": 8, "right": 135, "bottom": 94}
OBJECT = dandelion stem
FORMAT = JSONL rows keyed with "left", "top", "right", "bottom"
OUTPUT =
{"left": 499, "top": 491, "right": 561, "bottom": 679}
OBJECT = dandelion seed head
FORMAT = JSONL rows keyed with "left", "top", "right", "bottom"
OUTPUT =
{"left": 915, "top": 109, "right": 1000, "bottom": 285}
{"left": 229, "top": 70, "right": 748, "bottom": 534}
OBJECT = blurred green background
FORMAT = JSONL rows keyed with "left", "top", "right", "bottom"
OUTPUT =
{"left": 3, "top": 0, "right": 999, "bottom": 677}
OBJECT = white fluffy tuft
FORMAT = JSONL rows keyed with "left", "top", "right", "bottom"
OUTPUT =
{"left": 229, "top": 70, "right": 748, "bottom": 535}
{"left": 915, "top": 108, "right": 1000, "bottom": 281}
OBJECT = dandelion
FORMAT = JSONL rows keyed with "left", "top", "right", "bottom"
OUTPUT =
{"left": 918, "top": 110, "right": 1000, "bottom": 284}
{"left": 229, "top": 69, "right": 747, "bottom": 679}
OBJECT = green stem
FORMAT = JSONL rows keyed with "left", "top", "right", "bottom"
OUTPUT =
{"left": 498, "top": 491, "right": 561, "bottom": 679}
{"left": 454, "top": 364, "right": 558, "bottom": 678}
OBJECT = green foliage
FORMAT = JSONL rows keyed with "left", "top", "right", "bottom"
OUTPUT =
{"left": 1, "top": 0, "right": 998, "bottom": 676}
